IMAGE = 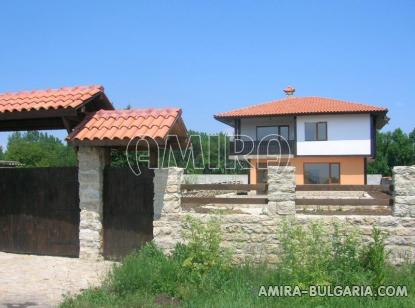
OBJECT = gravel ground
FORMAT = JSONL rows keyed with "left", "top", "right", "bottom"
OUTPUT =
{"left": 0, "top": 252, "right": 114, "bottom": 308}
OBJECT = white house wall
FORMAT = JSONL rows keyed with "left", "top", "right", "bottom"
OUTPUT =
{"left": 296, "top": 113, "right": 371, "bottom": 156}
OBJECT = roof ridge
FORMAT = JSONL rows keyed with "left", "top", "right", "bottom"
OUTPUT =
{"left": 95, "top": 107, "right": 180, "bottom": 113}
{"left": 82, "top": 123, "right": 175, "bottom": 131}
{"left": 0, "top": 84, "right": 103, "bottom": 97}
{"left": 91, "top": 114, "right": 176, "bottom": 121}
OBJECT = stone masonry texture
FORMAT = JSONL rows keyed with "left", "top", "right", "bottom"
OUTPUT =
{"left": 78, "top": 146, "right": 109, "bottom": 260}
{"left": 154, "top": 166, "right": 415, "bottom": 265}
{"left": 267, "top": 166, "right": 296, "bottom": 215}
{"left": 153, "top": 167, "right": 184, "bottom": 253}
{"left": 393, "top": 165, "right": 415, "bottom": 217}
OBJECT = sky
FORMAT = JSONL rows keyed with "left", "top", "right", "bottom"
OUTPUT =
{"left": 0, "top": 0, "right": 414, "bottom": 149}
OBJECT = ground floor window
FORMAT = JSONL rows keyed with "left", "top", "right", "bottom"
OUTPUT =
{"left": 304, "top": 163, "right": 340, "bottom": 184}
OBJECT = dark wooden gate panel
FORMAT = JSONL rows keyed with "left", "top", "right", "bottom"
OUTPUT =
{"left": 0, "top": 167, "right": 80, "bottom": 257}
{"left": 103, "top": 167, "right": 154, "bottom": 260}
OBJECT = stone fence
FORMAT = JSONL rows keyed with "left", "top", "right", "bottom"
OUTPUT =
{"left": 153, "top": 166, "right": 415, "bottom": 264}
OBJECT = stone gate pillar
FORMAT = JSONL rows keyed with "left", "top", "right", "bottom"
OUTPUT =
{"left": 393, "top": 165, "right": 415, "bottom": 217}
{"left": 77, "top": 146, "right": 110, "bottom": 260}
{"left": 153, "top": 167, "right": 184, "bottom": 253}
{"left": 267, "top": 166, "right": 296, "bottom": 215}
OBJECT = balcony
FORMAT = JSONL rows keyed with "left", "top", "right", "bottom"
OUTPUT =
{"left": 229, "top": 139, "right": 296, "bottom": 156}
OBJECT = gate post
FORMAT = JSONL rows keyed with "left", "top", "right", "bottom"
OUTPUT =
{"left": 77, "top": 146, "right": 109, "bottom": 260}
{"left": 267, "top": 166, "right": 296, "bottom": 215}
{"left": 153, "top": 167, "right": 184, "bottom": 253}
{"left": 392, "top": 165, "right": 415, "bottom": 217}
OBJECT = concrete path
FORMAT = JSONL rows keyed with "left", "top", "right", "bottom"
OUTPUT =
{"left": 0, "top": 252, "right": 113, "bottom": 307}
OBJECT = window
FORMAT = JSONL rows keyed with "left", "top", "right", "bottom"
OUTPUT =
{"left": 256, "top": 125, "right": 290, "bottom": 141}
{"left": 257, "top": 126, "right": 278, "bottom": 141}
{"left": 279, "top": 126, "right": 289, "bottom": 140}
{"left": 330, "top": 163, "right": 340, "bottom": 183}
{"left": 305, "top": 122, "right": 327, "bottom": 141}
{"left": 304, "top": 163, "right": 340, "bottom": 184}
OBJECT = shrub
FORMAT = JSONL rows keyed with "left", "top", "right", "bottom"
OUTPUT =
{"left": 179, "top": 215, "right": 231, "bottom": 280}
{"left": 361, "top": 227, "right": 390, "bottom": 289}
{"left": 109, "top": 242, "right": 179, "bottom": 296}
{"left": 278, "top": 220, "right": 332, "bottom": 286}
{"left": 329, "top": 223, "right": 365, "bottom": 284}
{"left": 278, "top": 220, "right": 389, "bottom": 287}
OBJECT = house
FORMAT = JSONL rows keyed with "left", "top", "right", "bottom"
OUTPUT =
{"left": 214, "top": 86, "right": 389, "bottom": 185}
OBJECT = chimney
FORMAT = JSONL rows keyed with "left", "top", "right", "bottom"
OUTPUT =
{"left": 283, "top": 85, "right": 295, "bottom": 96}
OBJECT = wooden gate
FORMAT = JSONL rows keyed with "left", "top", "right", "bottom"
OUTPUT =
{"left": 103, "top": 167, "right": 154, "bottom": 260}
{"left": 0, "top": 167, "right": 80, "bottom": 257}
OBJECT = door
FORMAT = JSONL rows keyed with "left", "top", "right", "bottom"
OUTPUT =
{"left": 103, "top": 166, "right": 154, "bottom": 260}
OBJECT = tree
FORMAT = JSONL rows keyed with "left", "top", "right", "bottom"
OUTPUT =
{"left": 368, "top": 128, "right": 415, "bottom": 176}
{"left": 0, "top": 146, "right": 4, "bottom": 160}
{"left": 4, "top": 131, "right": 77, "bottom": 167}
{"left": 410, "top": 128, "right": 415, "bottom": 163}
{"left": 160, "top": 130, "right": 247, "bottom": 174}
{"left": 110, "top": 130, "right": 248, "bottom": 174}
{"left": 410, "top": 128, "right": 415, "bottom": 143}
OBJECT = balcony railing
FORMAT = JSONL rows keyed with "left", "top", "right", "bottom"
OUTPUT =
{"left": 229, "top": 139, "right": 296, "bottom": 156}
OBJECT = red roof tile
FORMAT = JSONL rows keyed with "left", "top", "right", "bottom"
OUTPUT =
{"left": 215, "top": 96, "right": 388, "bottom": 118}
{"left": 67, "top": 108, "right": 184, "bottom": 143}
{"left": 0, "top": 85, "right": 106, "bottom": 113}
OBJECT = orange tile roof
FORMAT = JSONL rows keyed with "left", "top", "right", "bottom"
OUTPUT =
{"left": 215, "top": 96, "right": 388, "bottom": 118}
{"left": 67, "top": 108, "right": 184, "bottom": 143}
{"left": 0, "top": 85, "right": 107, "bottom": 113}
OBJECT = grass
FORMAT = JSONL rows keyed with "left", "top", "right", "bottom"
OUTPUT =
{"left": 61, "top": 217, "right": 415, "bottom": 308}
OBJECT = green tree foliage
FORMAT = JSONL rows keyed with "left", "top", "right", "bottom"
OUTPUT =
{"left": 166, "top": 130, "right": 247, "bottom": 174}
{"left": 0, "top": 146, "right": 4, "bottom": 160}
{"left": 110, "top": 130, "right": 248, "bottom": 174}
{"left": 368, "top": 128, "right": 415, "bottom": 176}
{"left": 4, "top": 131, "right": 76, "bottom": 167}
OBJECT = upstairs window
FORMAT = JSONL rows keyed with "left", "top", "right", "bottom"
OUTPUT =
{"left": 305, "top": 122, "right": 327, "bottom": 141}
{"left": 256, "top": 125, "right": 290, "bottom": 141}
{"left": 279, "top": 125, "right": 289, "bottom": 140}
{"left": 257, "top": 126, "right": 278, "bottom": 141}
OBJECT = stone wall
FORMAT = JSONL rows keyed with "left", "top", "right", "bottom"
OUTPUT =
{"left": 153, "top": 166, "right": 415, "bottom": 264}
{"left": 155, "top": 213, "right": 415, "bottom": 264}
{"left": 393, "top": 165, "right": 415, "bottom": 217}
{"left": 77, "top": 146, "right": 109, "bottom": 260}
